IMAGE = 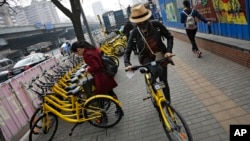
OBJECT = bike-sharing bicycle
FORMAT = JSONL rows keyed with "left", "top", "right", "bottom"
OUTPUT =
{"left": 26, "top": 59, "right": 124, "bottom": 141}
{"left": 126, "top": 56, "right": 193, "bottom": 141}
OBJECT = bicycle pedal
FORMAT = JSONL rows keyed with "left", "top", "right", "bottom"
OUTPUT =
{"left": 143, "top": 97, "right": 151, "bottom": 101}
{"left": 95, "top": 119, "right": 101, "bottom": 124}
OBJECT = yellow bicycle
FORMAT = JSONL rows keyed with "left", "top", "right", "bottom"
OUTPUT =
{"left": 129, "top": 58, "right": 193, "bottom": 141}
{"left": 28, "top": 72, "right": 123, "bottom": 141}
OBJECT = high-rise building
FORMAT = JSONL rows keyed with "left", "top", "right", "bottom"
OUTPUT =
{"left": 24, "top": 0, "right": 60, "bottom": 25}
{"left": 92, "top": 1, "right": 105, "bottom": 18}
{"left": 0, "top": 5, "right": 18, "bottom": 27}
{"left": 15, "top": 6, "right": 29, "bottom": 26}
{"left": 0, "top": 0, "right": 60, "bottom": 27}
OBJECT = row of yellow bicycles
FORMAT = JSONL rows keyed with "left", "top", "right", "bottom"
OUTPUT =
{"left": 26, "top": 55, "right": 123, "bottom": 141}
{"left": 99, "top": 32, "right": 127, "bottom": 57}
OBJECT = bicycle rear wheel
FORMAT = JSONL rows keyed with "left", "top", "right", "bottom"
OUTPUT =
{"left": 108, "top": 55, "right": 119, "bottom": 66}
{"left": 84, "top": 96, "right": 123, "bottom": 128}
{"left": 29, "top": 108, "right": 42, "bottom": 129}
{"left": 113, "top": 45, "right": 124, "bottom": 56}
{"left": 161, "top": 104, "right": 193, "bottom": 141}
{"left": 29, "top": 113, "right": 58, "bottom": 141}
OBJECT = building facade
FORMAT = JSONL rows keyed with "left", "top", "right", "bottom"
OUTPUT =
{"left": 24, "top": 0, "right": 60, "bottom": 25}
{"left": 0, "top": 0, "right": 60, "bottom": 27}
{"left": 0, "top": 5, "right": 18, "bottom": 27}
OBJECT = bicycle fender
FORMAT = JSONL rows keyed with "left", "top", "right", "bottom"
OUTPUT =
{"left": 84, "top": 94, "right": 122, "bottom": 107}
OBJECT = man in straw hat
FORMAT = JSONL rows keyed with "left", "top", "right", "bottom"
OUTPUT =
{"left": 124, "top": 4, "right": 174, "bottom": 103}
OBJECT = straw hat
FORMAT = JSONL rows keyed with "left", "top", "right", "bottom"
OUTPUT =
{"left": 129, "top": 4, "right": 152, "bottom": 23}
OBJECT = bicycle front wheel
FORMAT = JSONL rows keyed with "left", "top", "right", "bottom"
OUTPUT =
{"left": 29, "top": 113, "right": 58, "bottom": 141}
{"left": 84, "top": 96, "right": 123, "bottom": 128}
{"left": 161, "top": 104, "right": 193, "bottom": 141}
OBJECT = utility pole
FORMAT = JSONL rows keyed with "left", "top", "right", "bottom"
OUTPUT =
{"left": 117, "top": 0, "right": 122, "bottom": 9}
{"left": 97, "top": 15, "right": 107, "bottom": 38}
{"left": 79, "top": 2, "right": 96, "bottom": 46}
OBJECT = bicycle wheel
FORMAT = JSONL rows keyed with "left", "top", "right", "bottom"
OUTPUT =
{"left": 84, "top": 96, "right": 123, "bottom": 128}
{"left": 29, "top": 113, "right": 58, "bottom": 141}
{"left": 29, "top": 107, "right": 42, "bottom": 129}
{"left": 113, "top": 45, "right": 124, "bottom": 56}
{"left": 161, "top": 104, "right": 193, "bottom": 141}
{"left": 108, "top": 55, "right": 119, "bottom": 66}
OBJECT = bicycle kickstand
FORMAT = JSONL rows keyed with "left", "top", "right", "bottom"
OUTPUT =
{"left": 143, "top": 96, "right": 151, "bottom": 101}
{"left": 69, "top": 123, "right": 81, "bottom": 136}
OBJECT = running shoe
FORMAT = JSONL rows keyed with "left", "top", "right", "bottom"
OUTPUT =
{"left": 197, "top": 50, "right": 202, "bottom": 58}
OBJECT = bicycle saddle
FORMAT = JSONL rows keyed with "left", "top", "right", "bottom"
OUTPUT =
{"left": 67, "top": 86, "right": 81, "bottom": 96}
{"left": 64, "top": 83, "right": 77, "bottom": 91}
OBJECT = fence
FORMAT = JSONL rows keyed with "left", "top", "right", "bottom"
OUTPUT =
{"left": 0, "top": 57, "right": 57, "bottom": 141}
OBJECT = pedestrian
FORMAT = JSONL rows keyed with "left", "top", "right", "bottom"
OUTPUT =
{"left": 123, "top": 21, "right": 134, "bottom": 40}
{"left": 71, "top": 40, "right": 123, "bottom": 114}
{"left": 127, "top": 5, "right": 131, "bottom": 17}
{"left": 123, "top": 20, "right": 138, "bottom": 55}
{"left": 180, "top": 0, "right": 210, "bottom": 58}
{"left": 124, "top": 4, "right": 174, "bottom": 103}
{"left": 65, "top": 42, "right": 71, "bottom": 56}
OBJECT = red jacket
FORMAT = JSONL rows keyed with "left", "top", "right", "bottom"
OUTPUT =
{"left": 83, "top": 48, "right": 117, "bottom": 94}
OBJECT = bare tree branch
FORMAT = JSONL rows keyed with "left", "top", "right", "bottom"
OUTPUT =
{"left": 0, "top": 0, "right": 7, "bottom": 6}
{"left": 51, "top": 0, "right": 72, "bottom": 20}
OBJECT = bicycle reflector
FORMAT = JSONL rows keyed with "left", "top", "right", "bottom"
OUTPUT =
{"left": 153, "top": 81, "right": 165, "bottom": 90}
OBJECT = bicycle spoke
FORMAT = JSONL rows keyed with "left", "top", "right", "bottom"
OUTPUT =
{"left": 161, "top": 104, "right": 192, "bottom": 141}
{"left": 29, "top": 113, "right": 58, "bottom": 141}
{"left": 84, "top": 97, "right": 123, "bottom": 128}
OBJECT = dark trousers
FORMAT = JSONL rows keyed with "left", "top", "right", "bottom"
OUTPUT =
{"left": 186, "top": 28, "right": 198, "bottom": 51}
{"left": 107, "top": 90, "right": 117, "bottom": 99}
{"left": 148, "top": 64, "right": 171, "bottom": 103}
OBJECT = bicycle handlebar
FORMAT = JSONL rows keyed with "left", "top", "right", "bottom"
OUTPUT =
{"left": 128, "top": 57, "right": 175, "bottom": 71}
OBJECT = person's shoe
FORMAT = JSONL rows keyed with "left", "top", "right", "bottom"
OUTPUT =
{"left": 192, "top": 49, "right": 196, "bottom": 53}
{"left": 197, "top": 50, "right": 202, "bottom": 58}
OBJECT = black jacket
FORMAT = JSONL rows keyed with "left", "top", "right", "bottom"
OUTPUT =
{"left": 123, "top": 22, "right": 134, "bottom": 40}
{"left": 124, "top": 21, "right": 173, "bottom": 66}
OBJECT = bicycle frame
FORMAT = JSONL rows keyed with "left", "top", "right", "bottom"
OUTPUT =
{"left": 42, "top": 94, "right": 121, "bottom": 123}
{"left": 143, "top": 72, "right": 173, "bottom": 132}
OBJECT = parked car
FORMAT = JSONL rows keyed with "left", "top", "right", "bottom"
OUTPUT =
{"left": 0, "top": 71, "right": 9, "bottom": 83}
{"left": 8, "top": 53, "right": 50, "bottom": 78}
{"left": 0, "top": 58, "right": 15, "bottom": 72}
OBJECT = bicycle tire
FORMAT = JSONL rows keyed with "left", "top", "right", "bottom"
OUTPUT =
{"left": 113, "top": 45, "right": 124, "bottom": 56}
{"left": 108, "top": 55, "right": 119, "bottom": 67}
{"left": 84, "top": 96, "right": 123, "bottom": 128}
{"left": 29, "top": 107, "right": 42, "bottom": 129}
{"left": 29, "top": 113, "right": 58, "bottom": 141}
{"left": 161, "top": 104, "right": 193, "bottom": 141}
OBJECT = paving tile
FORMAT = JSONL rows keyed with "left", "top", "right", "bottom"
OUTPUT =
{"left": 19, "top": 38, "right": 250, "bottom": 141}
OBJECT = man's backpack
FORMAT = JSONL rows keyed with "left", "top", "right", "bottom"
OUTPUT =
{"left": 101, "top": 54, "right": 118, "bottom": 77}
{"left": 182, "top": 9, "right": 196, "bottom": 29}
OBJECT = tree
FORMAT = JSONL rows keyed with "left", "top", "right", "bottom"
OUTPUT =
{"left": 0, "top": 0, "right": 85, "bottom": 41}
{"left": 51, "top": 0, "right": 85, "bottom": 41}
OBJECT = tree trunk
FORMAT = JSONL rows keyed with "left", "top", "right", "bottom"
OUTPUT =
{"left": 51, "top": 0, "right": 85, "bottom": 41}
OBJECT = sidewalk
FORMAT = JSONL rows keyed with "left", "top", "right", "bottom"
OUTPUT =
{"left": 20, "top": 38, "right": 250, "bottom": 141}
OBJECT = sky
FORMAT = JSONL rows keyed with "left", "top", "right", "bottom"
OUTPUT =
{"left": 18, "top": 0, "right": 133, "bottom": 22}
